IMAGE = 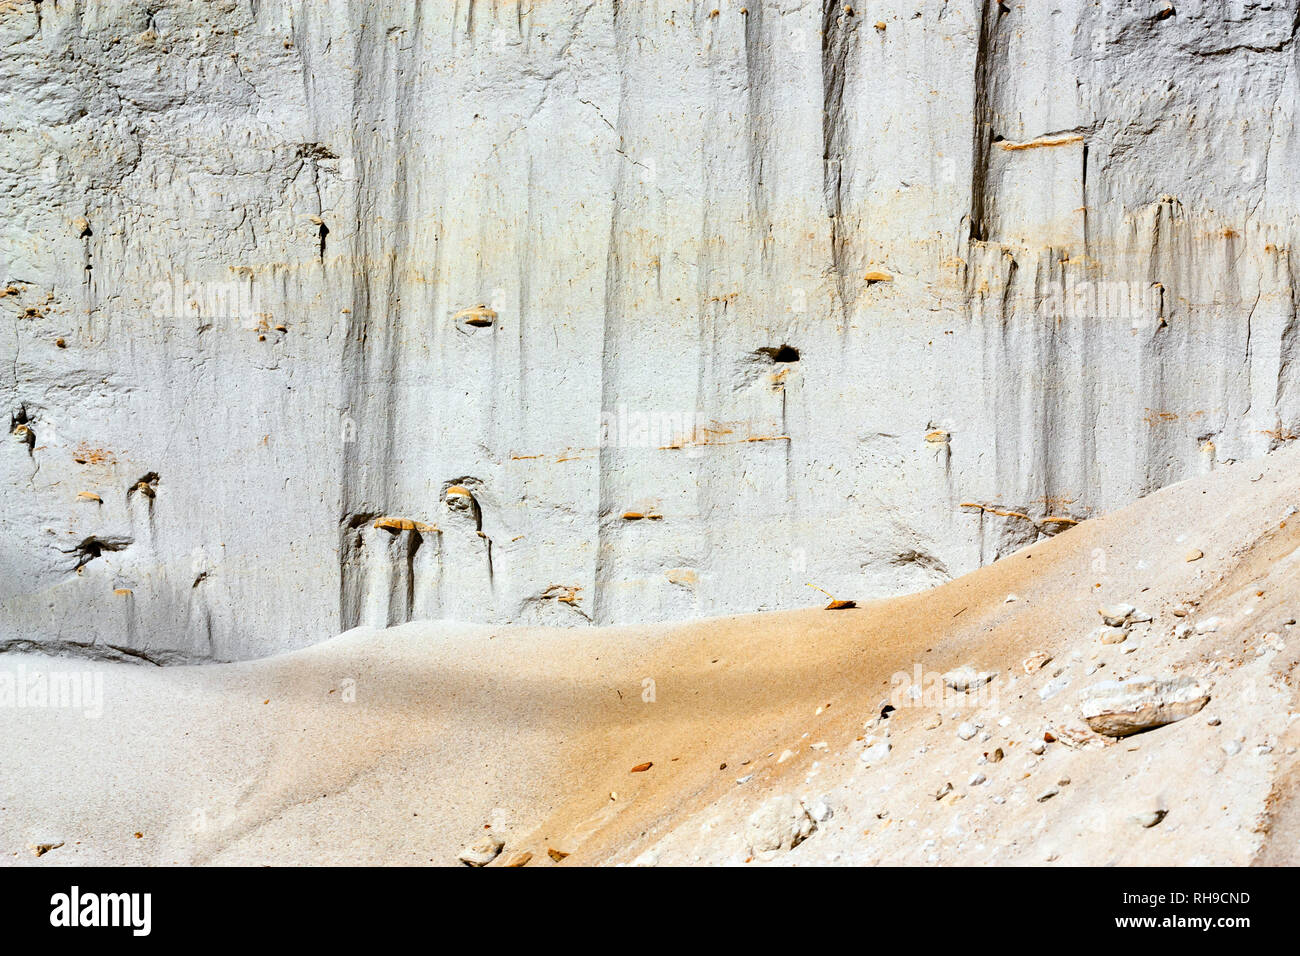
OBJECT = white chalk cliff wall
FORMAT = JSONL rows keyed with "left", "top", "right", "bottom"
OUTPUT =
{"left": 2, "top": 0, "right": 1298, "bottom": 661}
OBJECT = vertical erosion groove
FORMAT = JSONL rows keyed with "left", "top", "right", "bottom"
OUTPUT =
{"left": 594, "top": 0, "right": 629, "bottom": 624}
{"left": 821, "top": 0, "right": 850, "bottom": 297}
{"left": 969, "top": 0, "right": 1005, "bottom": 242}
{"left": 336, "top": 2, "right": 420, "bottom": 629}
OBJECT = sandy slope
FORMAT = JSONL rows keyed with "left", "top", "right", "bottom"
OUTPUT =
{"left": 2, "top": 446, "right": 1299, "bottom": 866}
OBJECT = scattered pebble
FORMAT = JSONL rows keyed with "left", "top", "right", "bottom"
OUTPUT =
{"left": 806, "top": 798, "right": 834, "bottom": 824}
{"left": 1131, "top": 809, "right": 1167, "bottom": 829}
{"left": 1098, "top": 604, "right": 1137, "bottom": 627}
{"left": 943, "top": 665, "right": 998, "bottom": 692}
{"left": 746, "top": 795, "right": 817, "bottom": 856}
{"left": 1185, "top": 549, "right": 1204, "bottom": 562}
{"left": 457, "top": 831, "right": 505, "bottom": 867}
{"left": 1096, "top": 625, "right": 1129, "bottom": 645}
{"left": 1080, "top": 675, "right": 1212, "bottom": 737}
{"left": 1022, "top": 652, "right": 1052, "bottom": 674}
{"left": 957, "top": 722, "right": 979, "bottom": 741}
{"left": 860, "top": 741, "right": 891, "bottom": 765}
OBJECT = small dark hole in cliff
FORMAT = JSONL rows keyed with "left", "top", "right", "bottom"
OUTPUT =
{"left": 70, "top": 535, "right": 131, "bottom": 570}
{"left": 128, "top": 472, "right": 160, "bottom": 501}
{"left": 297, "top": 143, "right": 339, "bottom": 161}
{"left": 759, "top": 345, "right": 800, "bottom": 363}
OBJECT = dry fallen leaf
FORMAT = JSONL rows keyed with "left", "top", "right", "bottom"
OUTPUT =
{"left": 547, "top": 848, "right": 569, "bottom": 862}
{"left": 630, "top": 761, "right": 653, "bottom": 773}
{"left": 807, "top": 583, "right": 854, "bottom": 609}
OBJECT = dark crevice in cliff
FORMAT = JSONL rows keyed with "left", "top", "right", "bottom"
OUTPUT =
{"left": 742, "top": 0, "right": 772, "bottom": 264}
{"left": 593, "top": 0, "right": 630, "bottom": 625}
{"left": 0, "top": 638, "right": 221, "bottom": 667}
{"left": 821, "top": 0, "right": 853, "bottom": 304}
{"left": 969, "top": 0, "right": 1008, "bottom": 242}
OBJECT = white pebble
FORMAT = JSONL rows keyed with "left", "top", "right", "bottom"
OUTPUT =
{"left": 860, "top": 741, "right": 891, "bottom": 765}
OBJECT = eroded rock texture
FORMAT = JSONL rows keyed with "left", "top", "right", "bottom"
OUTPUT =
{"left": 2, "top": 0, "right": 1298, "bottom": 659}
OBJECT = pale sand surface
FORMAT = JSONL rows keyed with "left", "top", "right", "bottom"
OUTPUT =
{"left": 3, "top": 445, "right": 1299, "bottom": 865}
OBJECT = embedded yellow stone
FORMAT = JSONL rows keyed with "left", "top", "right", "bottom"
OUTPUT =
{"left": 453, "top": 305, "right": 496, "bottom": 327}
{"left": 373, "top": 517, "right": 437, "bottom": 533}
